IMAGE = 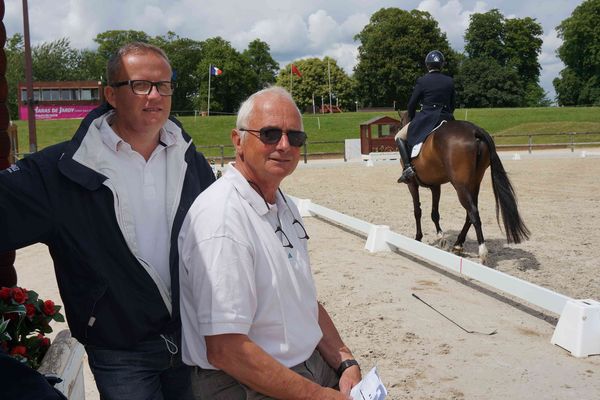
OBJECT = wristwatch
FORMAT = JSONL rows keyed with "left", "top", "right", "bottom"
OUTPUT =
{"left": 336, "top": 359, "right": 360, "bottom": 376}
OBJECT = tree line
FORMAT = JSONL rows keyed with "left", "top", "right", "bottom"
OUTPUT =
{"left": 5, "top": 1, "right": 600, "bottom": 119}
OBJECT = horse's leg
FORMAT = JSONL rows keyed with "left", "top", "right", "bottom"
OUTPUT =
{"left": 452, "top": 213, "right": 471, "bottom": 254}
{"left": 430, "top": 185, "right": 446, "bottom": 247}
{"left": 454, "top": 184, "right": 488, "bottom": 264}
{"left": 407, "top": 181, "right": 423, "bottom": 241}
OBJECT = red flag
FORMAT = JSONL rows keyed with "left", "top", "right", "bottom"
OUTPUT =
{"left": 291, "top": 64, "right": 302, "bottom": 77}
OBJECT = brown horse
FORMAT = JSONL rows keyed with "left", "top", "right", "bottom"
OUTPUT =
{"left": 399, "top": 116, "right": 529, "bottom": 263}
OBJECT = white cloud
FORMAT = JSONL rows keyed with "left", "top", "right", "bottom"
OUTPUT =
{"left": 231, "top": 14, "right": 309, "bottom": 57}
{"left": 417, "top": 0, "right": 477, "bottom": 51}
{"left": 3, "top": 0, "right": 582, "bottom": 99}
{"left": 307, "top": 10, "right": 341, "bottom": 50}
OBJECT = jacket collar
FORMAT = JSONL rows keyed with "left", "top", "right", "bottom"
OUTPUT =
{"left": 57, "top": 102, "right": 192, "bottom": 191}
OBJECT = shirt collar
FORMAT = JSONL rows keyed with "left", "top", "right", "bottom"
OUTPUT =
{"left": 224, "top": 166, "right": 283, "bottom": 217}
{"left": 98, "top": 110, "right": 177, "bottom": 153}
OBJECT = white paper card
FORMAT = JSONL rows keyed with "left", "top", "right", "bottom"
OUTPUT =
{"left": 350, "top": 366, "right": 387, "bottom": 400}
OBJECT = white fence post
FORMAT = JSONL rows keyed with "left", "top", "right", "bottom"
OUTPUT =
{"left": 38, "top": 329, "right": 86, "bottom": 400}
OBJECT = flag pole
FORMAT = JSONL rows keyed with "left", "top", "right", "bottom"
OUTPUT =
{"left": 327, "top": 59, "right": 333, "bottom": 114}
{"left": 207, "top": 64, "right": 212, "bottom": 117}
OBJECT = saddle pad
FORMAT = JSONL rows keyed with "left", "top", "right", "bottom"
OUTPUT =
{"left": 410, "top": 120, "right": 447, "bottom": 159}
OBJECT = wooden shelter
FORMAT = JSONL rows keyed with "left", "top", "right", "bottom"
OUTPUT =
{"left": 359, "top": 115, "right": 402, "bottom": 154}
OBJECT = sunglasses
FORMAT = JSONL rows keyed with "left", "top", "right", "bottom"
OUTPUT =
{"left": 239, "top": 128, "right": 307, "bottom": 147}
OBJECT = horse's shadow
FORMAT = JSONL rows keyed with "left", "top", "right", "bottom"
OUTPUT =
{"left": 428, "top": 230, "right": 540, "bottom": 271}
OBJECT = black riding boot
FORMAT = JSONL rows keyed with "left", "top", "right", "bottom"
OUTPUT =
{"left": 396, "top": 138, "right": 415, "bottom": 183}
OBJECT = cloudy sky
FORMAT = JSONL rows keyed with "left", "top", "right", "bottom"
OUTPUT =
{"left": 4, "top": 0, "right": 585, "bottom": 101}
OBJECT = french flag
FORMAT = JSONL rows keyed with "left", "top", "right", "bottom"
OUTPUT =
{"left": 210, "top": 65, "right": 222, "bottom": 76}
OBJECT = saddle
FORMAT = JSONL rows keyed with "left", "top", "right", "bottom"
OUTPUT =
{"left": 410, "top": 120, "right": 447, "bottom": 158}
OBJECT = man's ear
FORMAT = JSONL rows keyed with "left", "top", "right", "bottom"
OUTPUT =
{"left": 104, "top": 85, "right": 117, "bottom": 108}
{"left": 231, "top": 129, "right": 243, "bottom": 159}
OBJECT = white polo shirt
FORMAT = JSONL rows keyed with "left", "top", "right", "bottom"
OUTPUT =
{"left": 179, "top": 166, "right": 322, "bottom": 369}
{"left": 98, "top": 112, "right": 174, "bottom": 292}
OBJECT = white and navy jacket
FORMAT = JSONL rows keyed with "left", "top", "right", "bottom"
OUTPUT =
{"left": 0, "top": 103, "right": 215, "bottom": 349}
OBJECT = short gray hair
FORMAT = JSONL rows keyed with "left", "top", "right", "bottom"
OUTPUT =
{"left": 236, "top": 86, "right": 303, "bottom": 139}
{"left": 106, "top": 42, "right": 171, "bottom": 85}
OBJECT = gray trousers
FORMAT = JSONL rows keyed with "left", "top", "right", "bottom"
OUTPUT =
{"left": 191, "top": 350, "right": 339, "bottom": 399}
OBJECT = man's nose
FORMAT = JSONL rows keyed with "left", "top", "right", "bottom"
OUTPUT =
{"left": 276, "top": 133, "right": 291, "bottom": 150}
{"left": 147, "top": 85, "right": 161, "bottom": 99}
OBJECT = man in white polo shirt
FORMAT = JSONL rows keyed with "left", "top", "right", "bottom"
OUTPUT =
{"left": 179, "top": 86, "right": 361, "bottom": 399}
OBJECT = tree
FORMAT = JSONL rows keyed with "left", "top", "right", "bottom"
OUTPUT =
{"left": 93, "top": 30, "right": 151, "bottom": 62}
{"left": 275, "top": 57, "right": 356, "bottom": 112}
{"left": 31, "top": 38, "right": 81, "bottom": 81}
{"left": 152, "top": 32, "right": 203, "bottom": 113}
{"left": 74, "top": 49, "right": 105, "bottom": 81}
{"left": 242, "top": 39, "right": 279, "bottom": 91}
{"left": 460, "top": 9, "right": 546, "bottom": 107}
{"left": 554, "top": 0, "right": 600, "bottom": 105}
{"left": 464, "top": 9, "right": 507, "bottom": 64}
{"left": 196, "top": 37, "right": 255, "bottom": 113}
{"left": 504, "top": 18, "right": 543, "bottom": 87}
{"left": 4, "top": 34, "right": 25, "bottom": 119}
{"left": 455, "top": 58, "right": 523, "bottom": 107}
{"left": 353, "top": 8, "right": 456, "bottom": 108}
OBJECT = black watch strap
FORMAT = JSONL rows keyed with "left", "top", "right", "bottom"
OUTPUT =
{"left": 336, "top": 359, "right": 359, "bottom": 376}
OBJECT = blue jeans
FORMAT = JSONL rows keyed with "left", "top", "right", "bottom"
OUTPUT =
{"left": 86, "top": 333, "right": 193, "bottom": 400}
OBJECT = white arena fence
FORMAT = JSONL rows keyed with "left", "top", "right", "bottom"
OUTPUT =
{"left": 291, "top": 196, "right": 600, "bottom": 358}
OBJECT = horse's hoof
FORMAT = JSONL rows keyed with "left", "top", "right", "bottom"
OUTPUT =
{"left": 436, "top": 232, "right": 447, "bottom": 248}
{"left": 452, "top": 245, "right": 463, "bottom": 254}
{"left": 479, "top": 243, "right": 489, "bottom": 265}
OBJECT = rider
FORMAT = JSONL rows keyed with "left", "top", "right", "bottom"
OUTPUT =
{"left": 395, "top": 50, "right": 456, "bottom": 183}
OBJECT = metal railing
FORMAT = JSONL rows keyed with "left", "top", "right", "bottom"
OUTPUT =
{"left": 492, "top": 132, "right": 600, "bottom": 153}
{"left": 198, "top": 140, "right": 348, "bottom": 166}
{"left": 9, "top": 132, "right": 600, "bottom": 164}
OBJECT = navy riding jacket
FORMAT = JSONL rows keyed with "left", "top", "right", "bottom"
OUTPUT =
{"left": 407, "top": 70, "right": 456, "bottom": 148}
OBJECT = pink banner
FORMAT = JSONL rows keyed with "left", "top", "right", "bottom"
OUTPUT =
{"left": 19, "top": 104, "right": 97, "bottom": 120}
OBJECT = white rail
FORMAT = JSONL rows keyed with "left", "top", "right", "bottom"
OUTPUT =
{"left": 292, "top": 196, "right": 572, "bottom": 316}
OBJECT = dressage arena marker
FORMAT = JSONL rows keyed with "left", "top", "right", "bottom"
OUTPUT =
{"left": 580, "top": 150, "right": 600, "bottom": 158}
{"left": 292, "top": 196, "right": 600, "bottom": 358}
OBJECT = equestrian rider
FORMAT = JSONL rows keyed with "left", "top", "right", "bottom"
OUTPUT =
{"left": 395, "top": 50, "right": 456, "bottom": 183}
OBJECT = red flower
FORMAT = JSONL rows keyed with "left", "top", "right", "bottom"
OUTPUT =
{"left": 5, "top": 312, "right": 19, "bottom": 321}
{"left": 10, "top": 345, "right": 27, "bottom": 356}
{"left": 37, "top": 334, "right": 51, "bottom": 347}
{"left": 0, "top": 287, "right": 11, "bottom": 300}
{"left": 11, "top": 287, "right": 27, "bottom": 304}
{"left": 25, "top": 303, "right": 36, "bottom": 318}
{"left": 43, "top": 300, "right": 56, "bottom": 316}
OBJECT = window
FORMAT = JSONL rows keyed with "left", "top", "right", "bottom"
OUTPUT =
{"left": 21, "top": 89, "right": 41, "bottom": 102}
{"left": 60, "top": 89, "right": 80, "bottom": 101}
{"left": 81, "top": 88, "right": 99, "bottom": 100}
{"left": 41, "top": 89, "right": 60, "bottom": 101}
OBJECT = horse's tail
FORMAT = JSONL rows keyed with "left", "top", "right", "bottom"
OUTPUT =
{"left": 475, "top": 127, "right": 530, "bottom": 244}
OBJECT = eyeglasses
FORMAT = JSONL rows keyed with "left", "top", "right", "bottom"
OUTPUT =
{"left": 247, "top": 181, "right": 310, "bottom": 249}
{"left": 239, "top": 128, "right": 307, "bottom": 147}
{"left": 110, "top": 80, "right": 175, "bottom": 96}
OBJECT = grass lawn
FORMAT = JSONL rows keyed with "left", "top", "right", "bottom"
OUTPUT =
{"left": 11, "top": 107, "right": 600, "bottom": 159}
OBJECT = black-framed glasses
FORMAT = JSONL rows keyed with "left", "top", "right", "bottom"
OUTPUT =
{"left": 246, "top": 181, "right": 310, "bottom": 249}
{"left": 110, "top": 80, "right": 175, "bottom": 96}
{"left": 280, "top": 189, "right": 309, "bottom": 241}
{"left": 274, "top": 216, "right": 294, "bottom": 249}
{"left": 239, "top": 128, "right": 307, "bottom": 147}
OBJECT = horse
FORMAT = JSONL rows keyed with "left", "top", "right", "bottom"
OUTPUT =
{"left": 397, "top": 113, "right": 529, "bottom": 264}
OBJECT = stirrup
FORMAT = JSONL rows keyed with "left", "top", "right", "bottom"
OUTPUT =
{"left": 397, "top": 166, "right": 415, "bottom": 183}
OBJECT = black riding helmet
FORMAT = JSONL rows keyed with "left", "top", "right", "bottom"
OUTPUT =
{"left": 425, "top": 50, "right": 445, "bottom": 70}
